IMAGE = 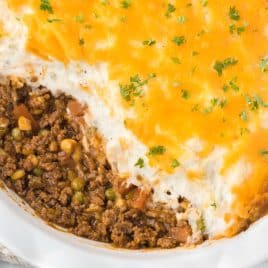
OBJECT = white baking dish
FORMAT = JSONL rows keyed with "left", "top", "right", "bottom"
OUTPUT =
{"left": 0, "top": 188, "right": 267, "bottom": 268}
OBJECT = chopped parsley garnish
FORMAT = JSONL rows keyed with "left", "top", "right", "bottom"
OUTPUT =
{"left": 210, "top": 97, "right": 218, "bottom": 107}
{"left": 191, "top": 104, "right": 200, "bottom": 112}
{"left": 171, "top": 159, "right": 180, "bottom": 168}
{"left": 239, "top": 110, "right": 248, "bottom": 122}
{"left": 203, "top": 97, "right": 227, "bottom": 113}
{"left": 40, "top": 0, "right": 53, "bottom": 14}
{"left": 237, "top": 25, "right": 246, "bottom": 34}
{"left": 229, "top": 6, "right": 240, "bottom": 21}
{"left": 213, "top": 57, "right": 238, "bottom": 76}
{"left": 181, "top": 89, "right": 190, "bottom": 99}
{"left": 201, "top": 0, "right": 208, "bottom": 7}
{"left": 177, "top": 16, "right": 186, "bottom": 23}
{"left": 93, "top": 12, "right": 99, "bottom": 19}
{"left": 229, "top": 77, "right": 239, "bottom": 91}
{"left": 230, "top": 24, "right": 246, "bottom": 35}
{"left": 197, "top": 216, "right": 206, "bottom": 232}
{"left": 172, "top": 36, "right": 186, "bottom": 46}
{"left": 79, "top": 38, "right": 85, "bottom": 46}
{"left": 223, "top": 84, "right": 229, "bottom": 92}
{"left": 120, "top": 16, "right": 127, "bottom": 23}
{"left": 225, "top": 57, "right": 238, "bottom": 65}
{"left": 223, "top": 78, "right": 239, "bottom": 92}
{"left": 219, "top": 99, "right": 227, "bottom": 108}
{"left": 75, "top": 14, "right": 85, "bottom": 23}
{"left": 101, "top": 0, "right": 109, "bottom": 5}
{"left": 47, "top": 18, "right": 62, "bottom": 23}
{"left": 245, "top": 95, "right": 259, "bottom": 111}
{"left": 121, "top": 0, "right": 131, "bottom": 8}
{"left": 240, "top": 127, "right": 250, "bottom": 136}
{"left": 192, "top": 51, "right": 199, "bottom": 56}
{"left": 245, "top": 94, "right": 268, "bottom": 111}
{"left": 149, "top": 146, "right": 166, "bottom": 156}
{"left": 135, "top": 158, "right": 145, "bottom": 168}
{"left": 260, "top": 57, "right": 268, "bottom": 72}
{"left": 210, "top": 202, "right": 217, "bottom": 209}
{"left": 165, "top": 3, "right": 176, "bottom": 17}
{"left": 191, "top": 65, "right": 198, "bottom": 75}
{"left": 229, "top": 24, "right": 236, "bottom": 34}
{"left": 254, "top": 94, "right": 268, "bottom": 107}
{"left": 204, "top": 106, "right": 213, "bottom": 114}
{"left": 259, "top": 149, "right": 268, "bottom": 155}
{"left": 143, "top": 38, "right": 156, "bottom": 46}
{"left": 171, "top": 57, "right": 181, "bottom": 64}
{"left": 120, "top": 73, "right": 156, "bottom": 102}
{"left": 197, "top": 30, "right": 205, "bottom": 37}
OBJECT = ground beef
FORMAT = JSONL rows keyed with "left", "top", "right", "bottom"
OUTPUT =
{"left": 0, "top": 76, "right": 194, "bottom": 249}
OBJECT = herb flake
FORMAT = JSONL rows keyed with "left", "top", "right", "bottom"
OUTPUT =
{"left": 40, "top": 0, "right": 53, "bottom": 14}
{"left": 229, "top": 6, "right": 240, "bottom": 21}
{"left": 213, "top": 57, "right": 238, "bottom": 76}
{"left": 181, "top": 89, "right": 190, "bottom": 99}
{"left": 260, "top": 57, "right": 268, "bottom": 73}
{"left": 197, "top": 216, "right": 206, "bottom": 232}
{"left": 75, "top": 14, "right": 85, "bottom": 23}
{"left": 135, "top": 158, "right": 145, "bottom": 168}
{"left": 121, "top": 0, "right": 131, "bottom": 9}
{"left": 171, "top": 57, "right": 181, "bottom": 64}
{"left": 120, "top": 73, "right": 156, "bottom": 102}
{"left": 143, "top": 38, "right": 156, "bottom": 46}
{"left": 165, "top": 3, "right": 176, "bottom": 17}
{"left": 239, "top": 110, "right": 248, "bottom": 122}
{"left": 172, "top": 36, "right": 186, "bottom": 46}
{"left": 171, "top": 159, "right": 180, "bottom": 168}
{"left": 260, "top": 149, "right": 268, "bottom": 155}
{"left": 177, "top": 16, "right": 186, "bottom": 23}
{"left": 149, "top": 146, "right": 166, "bottom": 156}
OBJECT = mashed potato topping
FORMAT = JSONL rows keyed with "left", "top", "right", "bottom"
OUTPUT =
{"left": 1, "top": 0, "right": 268, "bottom": 240}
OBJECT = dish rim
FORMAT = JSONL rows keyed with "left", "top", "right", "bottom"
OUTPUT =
{"left": 0, "top": 189, "right": 267, "bottom": 268}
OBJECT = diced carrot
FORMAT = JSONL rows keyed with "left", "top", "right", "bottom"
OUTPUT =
{"left": 67, "top": 100, "right": 85, "bottom": 117}
{"left": 131, "top": 188, "right": 150, "bottom": 210}
{"left": 170, "top": 222, "right": 192, "bottom": 243}
{"left": 13, "top": 104, "right": 39, "bottom": 130}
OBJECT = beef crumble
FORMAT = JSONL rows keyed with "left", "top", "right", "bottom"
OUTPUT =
{"left": 0, "top": 76, "right": 194, "bottom": 249}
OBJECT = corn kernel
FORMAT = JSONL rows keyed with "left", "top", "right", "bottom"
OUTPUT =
{"left": 11, "top": 169, "right": 25, "bottom": 180}
{"left": 60, "top": 139, "right": 77, "bottom": 155}
{"left": 18, "top": 116, "right": 32, "bottom": 131}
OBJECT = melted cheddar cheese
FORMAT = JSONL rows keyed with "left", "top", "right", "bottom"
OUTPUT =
{"left": 6, "top": 0, "right": 268, "bottom": 220}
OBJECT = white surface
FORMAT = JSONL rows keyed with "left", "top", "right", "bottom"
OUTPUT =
{"left": 0, "top": 189, "right": 267, "bottom": 268}
{"left": 0, "top": 262, "right": 23, "bottom": 268}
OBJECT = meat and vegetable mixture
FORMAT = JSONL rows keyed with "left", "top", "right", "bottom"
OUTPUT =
{"left": 0, "top": 77, "right": 197, "bottom": 249}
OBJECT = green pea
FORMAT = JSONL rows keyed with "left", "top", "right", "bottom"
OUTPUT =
{"left": 67, "top": 170, "right": 77, "bottom": 181}
{"left": 105, "top": 188, "right": 116, "bottom": 201}
{"left": 72, "top": 191, "right": 84, "bottom": 204}
{"left": 33, "top": 168, "right": 43, "bottom": 176}
{"left": 0, "top": 128, "right": 6, "bottom": 136}
{"left": 11, "top": 128, "right": 22, "bottom": 141}
{"left": 71, "top": 177, "right": 85, "bottom": 191}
